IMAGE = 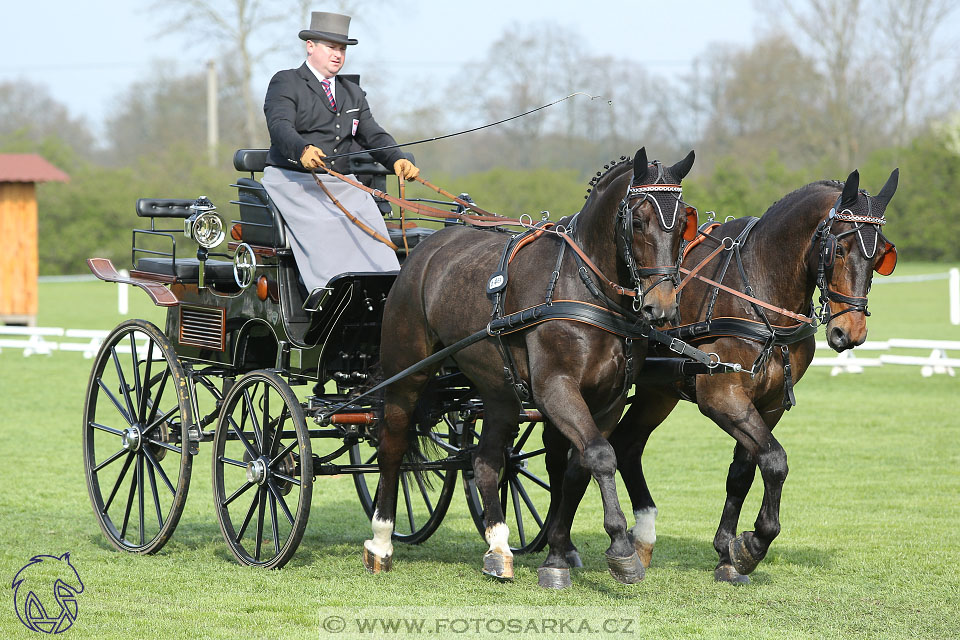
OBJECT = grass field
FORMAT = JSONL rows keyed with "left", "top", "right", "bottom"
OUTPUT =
{"left": 1, "top": 264, "right": 959, "bottom": 639}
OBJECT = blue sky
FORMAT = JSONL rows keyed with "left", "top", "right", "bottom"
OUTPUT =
{"left": 0, "top": 0, "right": 763, "bottom": 136}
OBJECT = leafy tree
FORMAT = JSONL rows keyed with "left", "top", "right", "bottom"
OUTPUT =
{"left": 0, "top": 80, "right": 94, "bottom": 155}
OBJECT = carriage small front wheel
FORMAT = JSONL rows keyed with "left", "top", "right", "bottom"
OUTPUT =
{"left": 83, "top": 319, "right": 194, "bottom": 554}
{"left": 212, "top": 370, "right": 312, "bottom": 569}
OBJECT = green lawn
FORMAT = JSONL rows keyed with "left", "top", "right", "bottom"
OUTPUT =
{"left": 1, "top": 267, "right": 958, "bottom": 639}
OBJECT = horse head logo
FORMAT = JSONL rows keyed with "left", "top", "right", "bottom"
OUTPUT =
{"left": 11, "top": 553, "right": 84, "bottom": 634}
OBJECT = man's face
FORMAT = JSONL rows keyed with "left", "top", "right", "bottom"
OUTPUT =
{"left": 306, "top": 39, "right": 346, "bottom": 78}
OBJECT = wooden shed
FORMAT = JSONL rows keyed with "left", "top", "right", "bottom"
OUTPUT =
{"left": 0, "top": 154, "right": 69, "bottom": 326}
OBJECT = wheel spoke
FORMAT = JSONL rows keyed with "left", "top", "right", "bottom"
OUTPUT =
{"left": 268, "top": 481, "right": 296, "bottom": 527}
{"left": 225, "top": 412, "right": 258, "bottom": 460}
{"left": 110, "top": 345, "right": 137, "bottom": 423}
{"left": 413, "top": 470, "right": 435, "bottom": 514}
{"left": 513, "top": 476, "right": 544, "bottom": 527}
{"left": 223, "top": 480, "right": 255, "bottom": 507}
{"left": 514, "top": 421, "right": 536, "bottom": 452}
{"left": 103, "top": 451, "right": 134, "bottom": 512}
{"left": 129, "top": 333, "right": 144, "bottom": 422}
{"left": 517, "top": 467, "right": 550, "bottom": 491}
{"left": 97, "top": 378, "right": 132, "bottom": 426}
{"left": 236, "top": 488, "right": 260, "bottom": 543}
{"left": 137, "top": 454, "right": 146, "bottom": 545}
{"left": 255, "top": 486, "right": 267, "bottom": 561}
{"left": 364, "top": 450, "right": 377, "bottom": 465}
{"left": 144, "top": 367, "right": 171, "bottom": 429}
{"left": 219, "top": 455, "right": 248, "bottom": 469}
{"left": 242, "top": 386, "right": 264, "bottom": 452}
{"left": 513, "top": 447, "right": 546, "bottom": 463}
{"left": 143, "top": 446, "right": 176, "bottom": 495}
{"left": 146, "top": 456, "right": 163, "bottom": 527}
{"left": 94, "top": 447, "right": 129, "bottom": 473}
{"left": 271, "top": 472, "right": 301, "bottom": 487}
{"left": 145, "top": 439, "right": 182, "bottom": 455}
{"left": 90, "top": 421, "right": 125, "bottom": 437}
{"left": 269, "top": 490, "right": 280, "bottom": 556}
{"left": 120, "top": 455, "right": 138, "bottom": 541}
{"left": 138, "top": 337, "right": 154, "bottom": 423}
{"left": 510, "top": 476, "right": 526, "bottom": 547}
{"left": 143, "top": 404, "right": 178, "bottom": 437}
{"left": 401, "top": 473, "right": 415, "bottom": 532}
{"left": 271, "top": 440, "right": 297, "bottom": 465}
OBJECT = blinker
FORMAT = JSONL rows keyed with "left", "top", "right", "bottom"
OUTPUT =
{"left": 684, "top": 206, "right": 698, "bottom": 241}
{"left": 875, "top": 242, "right": 897, "bottom": 276}
{"left": 823, "top": 235, "right": 837, "bottom": 270}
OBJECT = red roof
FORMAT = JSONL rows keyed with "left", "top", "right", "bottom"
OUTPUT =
{"left": 0, "top": 154, "right": 69, "bottom": 183}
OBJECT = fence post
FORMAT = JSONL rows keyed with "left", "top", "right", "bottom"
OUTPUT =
{"left": 950, "top": 268, "right": 959, "bottom": 326}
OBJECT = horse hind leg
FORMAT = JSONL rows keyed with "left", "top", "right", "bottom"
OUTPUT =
{"left": 363, "top": 363, "right": 437, "bottom": 573}
{"left": 713, "top": 442, "right": 757, "bottom": 584}
{"left": 472, "top": 397, "right": 520, "bottom": 581}
{"left": 538, "top": 436, "right": 591, "bottom": 589}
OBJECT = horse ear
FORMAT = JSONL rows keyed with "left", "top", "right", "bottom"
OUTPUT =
{"left": 669, "top": 150, "right": 696, "bottom": 182}
{"left": 632, "top": 147, "right": 648, "bottom": 181}
{"left": 840, "top": 169, "right": 860, "bottom": 208}
{"left": 876, "top": 168, "right": 900, "bottom": 206}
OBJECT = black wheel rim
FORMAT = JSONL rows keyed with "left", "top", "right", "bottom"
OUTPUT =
{"left": 462, "top": 416, "right": 551, "bottom": 554}
{"left": 83, "top": 320, "right": 192, "bottom": 554}
{"left": 213, "top": 371, "right": 311, "bottom": 569}
{"left": 352, "top": 412, "right": 460, "bottom": 544}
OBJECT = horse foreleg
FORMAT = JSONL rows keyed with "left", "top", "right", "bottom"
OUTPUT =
{"left": 538, "top": 433, "right": 590, "bottom": 589}
{"left": 700, "top": 391, "right": 788, "bottom": 581}
{"left": 472, "top": 398, "right": 520, "bottom": 581}
{"left": 712, "top": 442, "right": 757, "bottom": 584}
{"left": 541, "top": 390, "right": 642, "bottom": 585}
{"left": 611, "top": 393, "right": 678, "bottom": 568}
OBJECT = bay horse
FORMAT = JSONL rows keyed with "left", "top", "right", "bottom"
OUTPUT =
{"left": 543, "top": 168, "right": 900, "bottom": 585}
{"left": 364, "top": 148, "right": 697, "bottom": 583}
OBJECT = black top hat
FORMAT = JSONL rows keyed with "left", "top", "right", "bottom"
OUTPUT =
{"left": 299, "top": 11, "right": 358, "bottom": 45}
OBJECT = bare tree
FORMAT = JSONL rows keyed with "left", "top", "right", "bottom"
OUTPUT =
{"left": 154, "top": 0, "right": 284, "bottom": 145}
{"left": 0, "top": 80, "right": 95, "bottom": 154}
{"left": 876, "top": 0, "right": 959, "bottom": 146}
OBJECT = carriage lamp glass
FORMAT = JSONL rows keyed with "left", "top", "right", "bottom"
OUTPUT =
{"left": 184, "top": 196, "right": 225, "bottom": 249}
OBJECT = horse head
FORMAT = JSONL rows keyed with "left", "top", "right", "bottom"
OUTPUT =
{"left": 613, "top": 147, "right": 697, "bottom": 324}
{"left": 12, "top": 553, "right": 84, "bottom": 633}
{"left": 817, "top": 168, "right": 899, "bottom": 350}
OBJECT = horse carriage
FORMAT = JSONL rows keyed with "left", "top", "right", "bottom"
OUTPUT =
{"left": 82, "top": 148, "right": 574, "bottom": 569}
{"left": 82, "top": 139, "right": 901, "bottom": 587}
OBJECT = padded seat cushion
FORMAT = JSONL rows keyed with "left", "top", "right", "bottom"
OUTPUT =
{"left": 388, "top": 226, "right": 435, "bottom": 250}
{"left": 136, "top": 258, "right": 236, "bottom": 283}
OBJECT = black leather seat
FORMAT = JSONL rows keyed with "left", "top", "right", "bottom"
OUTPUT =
{"left": 136, "top": 258, "right": 236, "bottom": 284}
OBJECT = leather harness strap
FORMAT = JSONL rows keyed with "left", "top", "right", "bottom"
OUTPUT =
{"left": 313, "top": 177, "right": 399, "bottom": 250}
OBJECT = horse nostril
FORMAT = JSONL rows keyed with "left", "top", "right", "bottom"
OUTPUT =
{"left": 830, "top": 326, "right": 847, "bottom": 347}
{"left": 641, "top": 304, "right": 661, "bottom": 321}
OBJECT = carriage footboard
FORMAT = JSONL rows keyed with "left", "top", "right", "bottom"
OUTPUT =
{"left": 87, "top": 258, "right": 180, "bottom": 307}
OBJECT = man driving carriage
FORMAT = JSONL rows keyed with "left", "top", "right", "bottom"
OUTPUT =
{"left": 261, "top": 11, "right": 420, "bottom": 293}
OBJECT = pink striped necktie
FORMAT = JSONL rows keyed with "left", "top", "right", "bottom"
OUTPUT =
{"left": 321, "top": 78, "right": 336, "bottom": 110}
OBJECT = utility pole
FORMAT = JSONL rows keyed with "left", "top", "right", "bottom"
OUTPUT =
{"left": 207, "top": 59, "right": 219, "bottom": 167}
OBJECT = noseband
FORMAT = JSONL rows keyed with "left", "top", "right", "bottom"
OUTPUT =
{"left": 616, "top": 161, "right": 690, "bottom": 307}
{"left": 814, "top": 192, "right": 893, "bottom": 322}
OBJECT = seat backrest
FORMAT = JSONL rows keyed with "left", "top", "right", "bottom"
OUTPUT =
{"left": 231, "top": 178, "right": 287, "bottom": 248}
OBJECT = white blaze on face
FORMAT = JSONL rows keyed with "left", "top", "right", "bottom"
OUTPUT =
{"left": 364, "top": 510, "right": 394, "bottom": 558}
{"left": 630, "top": 507, "right": 658, "bottom": 545}
{"left": 484, "top": 522, "right": 513, "bottom": 557}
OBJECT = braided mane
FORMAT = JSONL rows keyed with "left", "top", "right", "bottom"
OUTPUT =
{"left": 584, "top": 155, "right": 632, "bottom": 200}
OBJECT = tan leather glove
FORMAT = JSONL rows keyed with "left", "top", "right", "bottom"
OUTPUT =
{"left": 394, "top": 158, "right": 420, "bottom": 181}
{"left": 300, "top": 145, "right": 326, "bottom": 169}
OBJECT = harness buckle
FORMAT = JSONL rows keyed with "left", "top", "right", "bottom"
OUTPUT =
{"left": 668, "top": 337, "right": 686, "bottom": 355}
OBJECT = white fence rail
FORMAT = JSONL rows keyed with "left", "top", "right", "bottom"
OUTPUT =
{"left": 2, "top": 325, "right": 956, "bottom": 379}
{"left": 812, "top": 339, "right": 958, "bottom": 377}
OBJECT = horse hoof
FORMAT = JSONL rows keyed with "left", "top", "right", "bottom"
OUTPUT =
{"left": 634, "top": 540, "right": 654, "bottom": 569}
{"left": 482, "top": 551, "right": 514, "bottom": 581}
{"left": 564, "top": 549, "right": 584, "bottom": 569}
{"left": 606, "top": 552, "right": 645, "bottom": 584}
{"left": 714, "top": 563, "right": 750, "bottom": 585}
{"left": 362, "top": 545, "right": 392, "bottom": 573}
{"left": 537, "top": 567, "right": 572, "bottom": 589}
{"left": 728, "top": 534, "right": 760, "bottom": 575}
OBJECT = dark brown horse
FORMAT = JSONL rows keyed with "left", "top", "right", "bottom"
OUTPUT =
{"left": 543, "top": 168, "right": 900, "bottom": 586}
{"left": 364, "top": 148, "right": 696, "bottom": 583}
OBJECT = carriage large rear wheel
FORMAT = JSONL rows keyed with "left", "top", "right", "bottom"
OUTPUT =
{"left": 462, "top": 413, "right": 552, "bottom": 554}
{"left": 83, "top": 319, "right": 193, "bottom": 554}
{"left": 212, "top": 370, "right": 312, "bottom": 569}
{"left": 351, "top": 412, "right": 460, "bottom": 544}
